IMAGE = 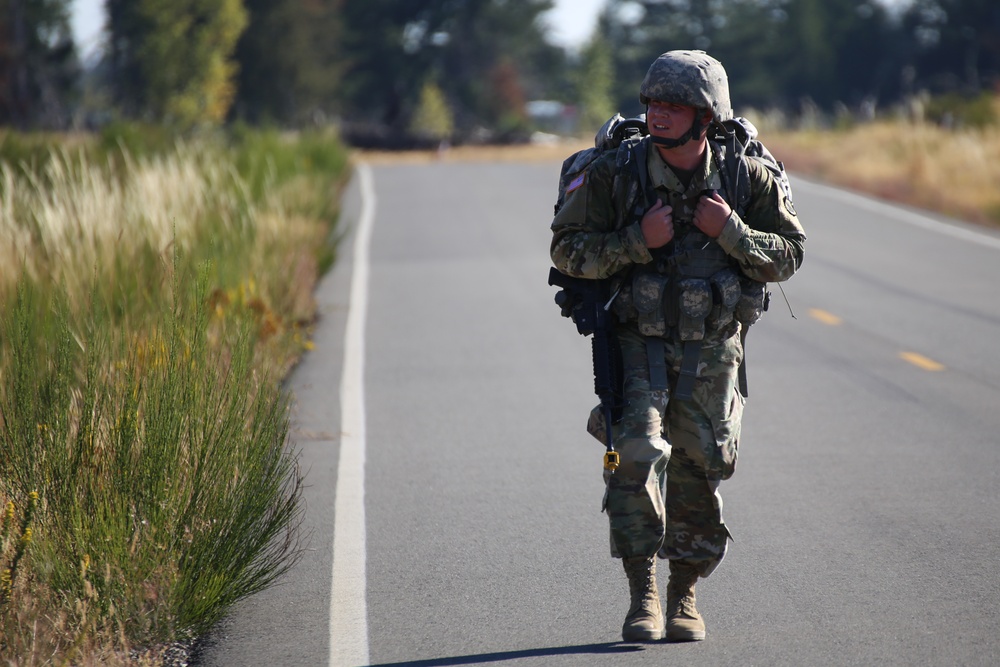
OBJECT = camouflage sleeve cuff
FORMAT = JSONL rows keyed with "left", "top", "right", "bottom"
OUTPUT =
{"left": 716, "top": 211, "right": 748, "bottom": 255}
{"left": 621, "top": 223, "right": 653, "bottom": 264}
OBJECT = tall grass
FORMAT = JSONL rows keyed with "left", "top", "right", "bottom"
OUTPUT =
{"left": 0, "top": 128, "right": 349, "bottom": 663}
{"left": 757, "top": 115, "right": 1000, "bottom": 227}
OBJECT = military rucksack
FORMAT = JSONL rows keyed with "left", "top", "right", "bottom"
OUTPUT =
{"left": 553, "top": 113, "right": 648, "bottom": 216}
{"left": 554, "top": 113, "right": 794, "bottom": 223}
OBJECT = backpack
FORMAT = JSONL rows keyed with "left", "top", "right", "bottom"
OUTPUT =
{"left": 708, "top": 116, "right": 795, "bottom": 219}
{"left": 553, "top": 113, "right": 648, "bottom": 216}
{"left": 554, "top": 113, "right": 794, "bottom": 223}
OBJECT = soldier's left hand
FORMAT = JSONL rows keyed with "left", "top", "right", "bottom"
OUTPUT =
{"left": 693, "top": 191, "right": 731, "bottom": 238}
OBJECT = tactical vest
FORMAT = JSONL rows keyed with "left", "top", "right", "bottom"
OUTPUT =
{"left": 606, "top": 137, "right": 768, "bottom": 347}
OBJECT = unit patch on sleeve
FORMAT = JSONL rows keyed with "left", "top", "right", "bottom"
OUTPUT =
{"left": 566, "top": 173, "right": 586, "bottom": 194}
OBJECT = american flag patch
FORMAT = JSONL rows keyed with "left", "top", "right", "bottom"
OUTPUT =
{"left": 566, "top": 173, "right": 585, "bottom": 193}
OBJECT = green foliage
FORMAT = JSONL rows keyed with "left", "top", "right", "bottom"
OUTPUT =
{"left": 409, "top": 82, "right": 455, "bottom": 141}
{"left": 97, "top": 120, "right": 178, "bottom": 158}
{"left": 0, "top": 128, "right": 349, "bottom": 657}
{"left": 595, "top": 0, "right": 920, "bottom": 117}
{"left": 338, "top": 0, "right": 564, "bottom": 140}
{"left": 0, "top": 131, "right": 66, "bottom": 171}
{"left": 575, "top": 36, "right": 615, "bottom": 132}
{"left": 925, "top": 92, "right": 999, "bottom": 128}
{"left": 0, "top": 272, "right": 304, "bottom": 643}
{"left": 107, "top": 0, "right": 248, "bottom": 126}
{"left": 231, "top": 0, "right": 342, "bottom": 125}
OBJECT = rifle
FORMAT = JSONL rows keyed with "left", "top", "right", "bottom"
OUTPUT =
{"left": 548, "top": 267, "right": 625, "bottom": 472}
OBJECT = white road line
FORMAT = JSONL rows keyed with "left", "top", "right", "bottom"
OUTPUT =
{"left": 793, "top": 177, "right": 1000, "bottom": 252}
{"left": 330, "top": 163, "right": 374, "bottom": 667}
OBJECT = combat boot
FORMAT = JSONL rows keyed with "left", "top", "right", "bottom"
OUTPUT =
{"left": 665, "top": 561, "right": 705, "bottom": 642}
{"left": 621, "top": 557, "right": 664, "bottom": 642}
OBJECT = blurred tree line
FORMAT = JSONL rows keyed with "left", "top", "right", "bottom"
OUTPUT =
{"left": 594, "top": 0, "right": 1000, "bottom": 122}
{"left": 0, "top": 0, "right": 998, "bottom": 141}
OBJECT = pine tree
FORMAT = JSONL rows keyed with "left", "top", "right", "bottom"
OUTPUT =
{"left": 0, "top": 0, "right": 79, "bottom": 128}
{"left": 231, "top": 0, "right": 342, "bottom": 126}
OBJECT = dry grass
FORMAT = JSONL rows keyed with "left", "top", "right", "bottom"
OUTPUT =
{"left": 0, "top": 146, "right": 248, "bottom": 299}
{"left": 765, "top": 121, "right": 1000, "bottom": 227}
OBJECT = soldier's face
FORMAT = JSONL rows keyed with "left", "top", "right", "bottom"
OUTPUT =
{"left": 647, "top": 100, "right": 699, "bottom": 140}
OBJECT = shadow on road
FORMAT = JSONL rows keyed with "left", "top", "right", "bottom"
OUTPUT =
{"left": 367, "top": 642, "right": 647, "bottom": 666}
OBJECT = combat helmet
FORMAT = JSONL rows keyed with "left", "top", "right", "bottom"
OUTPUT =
{"left": 639, "top": 50, "right": 733, "bottom": 124}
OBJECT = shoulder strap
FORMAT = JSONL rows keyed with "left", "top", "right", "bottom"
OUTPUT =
{"left": 611, "top": 137, "right": 656, "bottom": 229}
{"left": 710, "top": 129, "right": 751, "bottom": 218}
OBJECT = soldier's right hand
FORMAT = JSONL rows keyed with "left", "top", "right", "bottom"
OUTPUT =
{"left": 641, "top": 198, "right": 674, "bottom": 249}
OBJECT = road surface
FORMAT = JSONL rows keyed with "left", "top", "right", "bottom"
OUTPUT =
{"left": 196, "top": 154, "right": 1000, "bottom": 667}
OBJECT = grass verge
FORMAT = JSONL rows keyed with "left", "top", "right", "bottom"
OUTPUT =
{"left": 0, "top": 127, "right": 349, "bottom": 664}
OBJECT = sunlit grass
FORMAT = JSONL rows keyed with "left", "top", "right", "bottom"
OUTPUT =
{"left": 763, "top": 119, "right": 1000, "bottom": 227}
{"left": 0, "top": 128, "right": 349, "bottom": 664}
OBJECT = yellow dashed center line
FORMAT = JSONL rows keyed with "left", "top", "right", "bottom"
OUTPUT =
{"left": 899, "top": 351, "right": 946, "bottom": 372}
{"left": 809, "top": 308, "right": 842, "bottom": 326}
{"left": 807, "top": 307, "right": 946, "bottom": 373}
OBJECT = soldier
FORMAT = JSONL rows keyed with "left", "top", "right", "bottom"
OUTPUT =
{"left": 550, "top": 50, "right": 805, "bottom": 642}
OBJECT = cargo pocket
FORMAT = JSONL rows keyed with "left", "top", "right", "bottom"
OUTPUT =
{"left": 735, "top": 278, "right": 767, "bottom": 326}
{"left": 712, "top": 389, "right": 744, "bottom": 480}
{"left": 677, "top": 278, "right": 712, "bottom": 341}
{"left": 708, "top": 269, "right": 741, "bottom": 330}
{"left": 633, "top": 273, "right": 670, "bottom": 337}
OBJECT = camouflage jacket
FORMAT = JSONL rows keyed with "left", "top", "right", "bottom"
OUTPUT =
{"left": 550, "top": 136, "right": 806, "bottom": 285}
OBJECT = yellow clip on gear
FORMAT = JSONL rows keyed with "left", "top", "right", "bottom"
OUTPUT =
{"left": 604, "top": 450, "right": 620, "bottom": 472}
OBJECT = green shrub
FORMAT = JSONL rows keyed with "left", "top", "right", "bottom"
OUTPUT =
{"left": 925, "top": 92, "right": 999, "bottom": 129}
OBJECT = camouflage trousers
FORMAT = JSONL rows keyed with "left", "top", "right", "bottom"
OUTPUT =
{"left": 587, "top": 327, "right": 744, "bottom": 577}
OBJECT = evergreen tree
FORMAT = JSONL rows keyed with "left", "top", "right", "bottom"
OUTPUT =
{"left": 0, "top": 0, "right": 79, "bottom": 128}
{"left": 903, "top": 0, "right": 1000, "bottom": 95}
{"left": 231, "top": 0, "right": 342, "bottom": 126}
{"left": 409, "top": 80, "right": 453, "bottom": 140}
{"left": 595, "top": 0, "right": 908, "bottom": 115}
{"left": 338, "top": 0, "right": 565, "bottom": 141}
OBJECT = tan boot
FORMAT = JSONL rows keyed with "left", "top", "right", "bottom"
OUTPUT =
{"left": 621, "top": 557, "right": 664, "bottom": 642}
{"left": 665, "top": 561, "right": 705, "bottom": 642}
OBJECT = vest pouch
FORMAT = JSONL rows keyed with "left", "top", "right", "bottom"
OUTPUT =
{"left": 735, "top": 278, "right": 767, "bottom": 325}
{"left": 708, "top": 269, "right": 741, "bottom": 329}
{"left": 633, "top": 272, "right": 670, "bottom": 337}
{"left": 610, "top": 274, "right": 638, "bottom": 323}
{"left": 677, "top": 278, "right": 712, "bottom": 341}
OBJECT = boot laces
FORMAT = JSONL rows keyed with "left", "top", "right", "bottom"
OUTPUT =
{"left": 675, "top": 593, "right": 698, "bottom": 618}
{"left": 625, "top": 559, "right": 659, "bottom": 616}
{"left": 625, "top": 560, "right": 655, "bottom": 589}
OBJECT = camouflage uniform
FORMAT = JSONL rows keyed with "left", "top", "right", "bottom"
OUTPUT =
{"left": 551, "top": 129, "right": 805, "bottom": 577}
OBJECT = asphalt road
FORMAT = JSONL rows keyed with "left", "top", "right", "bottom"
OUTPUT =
{"left": 196, "top": 155, "right": 1000, "bottom": 667}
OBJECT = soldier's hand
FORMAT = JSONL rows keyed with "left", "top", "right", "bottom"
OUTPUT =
{"left": 693, "top": 191, "right": 731, "bottom": 238}
{"left": 640, "top": 198, "right": 674, "bottom": 249}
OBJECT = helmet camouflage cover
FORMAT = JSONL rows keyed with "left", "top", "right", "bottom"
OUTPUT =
{"left": 639, "top": 50, "right": 733, "bottom": 122}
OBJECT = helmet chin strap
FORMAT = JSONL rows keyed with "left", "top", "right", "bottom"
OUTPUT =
{"left": 649, "top": 111, "right": 709, "bottom": 148}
